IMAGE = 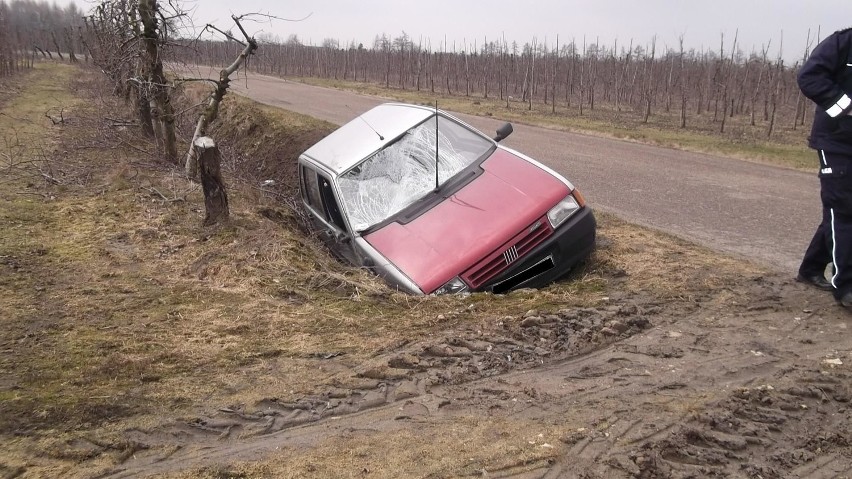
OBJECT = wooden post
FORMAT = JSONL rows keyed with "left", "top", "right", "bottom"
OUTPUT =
{"left": 195, "top": 137, "right": 229, "bottom": 226}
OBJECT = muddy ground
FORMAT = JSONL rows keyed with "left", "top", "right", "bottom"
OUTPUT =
{"left": 1, "top": 64, "right": 851, "bottom": 479}
{"left": 107, "top": 284, "right": 852, "bottom": 479}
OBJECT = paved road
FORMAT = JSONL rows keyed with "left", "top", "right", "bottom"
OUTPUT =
{"left": 189, "top": 65, "right": 821, "bottom": 273}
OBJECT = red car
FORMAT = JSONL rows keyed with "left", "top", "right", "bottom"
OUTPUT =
{"left": 299, "top": 103, "right": 595, "bottom": 294}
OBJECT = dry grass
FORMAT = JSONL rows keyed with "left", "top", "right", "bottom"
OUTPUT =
{"left": 0, "top": 62, "right": 771, "bottom": 478}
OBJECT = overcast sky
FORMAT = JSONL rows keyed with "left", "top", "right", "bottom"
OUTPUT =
{"left": 73, "top": 0, "right": 851, "bottom": 62}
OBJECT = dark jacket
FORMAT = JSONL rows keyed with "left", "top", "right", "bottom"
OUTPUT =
{"left": 799, "top": 28, "right": 852, "bottom": 154}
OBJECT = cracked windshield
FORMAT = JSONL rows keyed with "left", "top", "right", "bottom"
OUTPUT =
{"left": 338, "top": 115, "right": 493, "bottom": 232}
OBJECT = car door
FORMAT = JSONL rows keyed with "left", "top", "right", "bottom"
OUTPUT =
{"left": 299, "top": 163, "right": 360, "bottom": 265}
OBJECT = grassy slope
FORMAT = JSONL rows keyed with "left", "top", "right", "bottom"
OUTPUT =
{"left": 0, "top": 63, "right": 768, "bottom": 478}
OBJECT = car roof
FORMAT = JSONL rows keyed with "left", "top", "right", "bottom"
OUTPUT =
{"left": 301, "top": 103, "right": 437, "bottom": 175}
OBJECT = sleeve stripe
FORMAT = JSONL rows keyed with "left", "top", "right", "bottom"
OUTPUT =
{"left": 826, "top": 94, "right": 851, "bottom": 117}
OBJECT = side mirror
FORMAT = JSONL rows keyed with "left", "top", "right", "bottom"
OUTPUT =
{"left": 494, "top": 123, "right": 513, "bottom": 142}
{"left": 321, "top": 228, "right": 350, "bottom": 245}
{"left": 333, "top": 229, "right": 351, "bottom": 244}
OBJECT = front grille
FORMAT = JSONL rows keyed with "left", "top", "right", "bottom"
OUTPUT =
{"left": 492, "top": 255, "right": 555, "bottom": 294}
{"left": 462, "top": 216, "right": 553, "bottom": 289}
{"left": 503, "top": 245, "right": 519, "bottom": 264}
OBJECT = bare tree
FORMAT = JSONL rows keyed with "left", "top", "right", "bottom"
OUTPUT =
{"left": 138, "top": 0, "right": 177, "bottom": 160}
{"left": 641, "top": 36, "right": 657, "bottom": 123}
{"left": 615, "top": 39, "right": 633, "bottom": 113}
{"left": 0, "top": 2, "right": 14, "bottom": 77}
{"left": 793, "top": 30, "right": 814, "bottom": 129}
{"left": 552, "top": 36, "right": 558, "bottom": 113}
{"left": 184, "top": 14, "right": 259, "bottom": 177}
{"left": 767, "top": 33, "right": 784, "bottom": 138}
{"left": 580, "top": 37, "right": 592, "bottom": 115}
{"left": 588, "top": 37, "right": 599, "bottom": 111}
{"left": 678, "top": 35, "right": 688, "bottom": 128}
{"left": 83, "top": 1, "right": 152, "bottom": 133}
{"left": 719, "top": 30, "right": 738, "bottom": 133}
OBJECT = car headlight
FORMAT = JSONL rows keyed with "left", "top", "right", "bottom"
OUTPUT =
{"left": 547, "top": 194, "right": 581, "bottom": 229}
{"left": 433, "top": 276, "right": 469, "bottom": 295}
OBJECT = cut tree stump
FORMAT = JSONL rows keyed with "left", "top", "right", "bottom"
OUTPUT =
{"left": 195, "top": 136, "right": 229, "bottom": 226}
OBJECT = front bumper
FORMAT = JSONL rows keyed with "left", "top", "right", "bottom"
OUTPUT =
{"left": 479, "top": 207, "right": 596, "bottom": 293}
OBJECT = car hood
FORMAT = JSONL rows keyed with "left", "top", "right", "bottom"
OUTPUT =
{"left": 363, "top": 148, "right": 570, "bottom": 293}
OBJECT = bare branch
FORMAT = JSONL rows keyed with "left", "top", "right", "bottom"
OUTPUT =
{"left": 45, "top": 108, "right": 66, "bottom": 125}
{"left": 231, "top": 11, "right": 313, "bottom": 23}
{"left": 204, "top": 23, "right": 246, "bottom": 47}
{"left": 183, "top": 13, "right": 259, "bottom": 178}
{"left": 230, "top": 14, "right": 253, "bottom": 45}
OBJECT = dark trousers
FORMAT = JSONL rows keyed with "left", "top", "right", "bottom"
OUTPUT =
{"left": 799, "top": 150, "right": 852, "bottom": 300}
{"left": 799, "top": 206, "right": 832, "bottom": 278}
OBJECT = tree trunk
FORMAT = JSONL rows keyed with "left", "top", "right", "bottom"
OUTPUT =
{"left": 719, "top": 30, "right": 738, "bottom": 133}
{"left": 196, "top": 137, "right": 229, "bottom": 226}
{"left": 65, "top": 28, "right": 78, "bottom": 63}
{"left": 552, "top": 37, "right": 558, "bottom": 114}
{"left": 139, "top": 0, "right": 177, "bottom": 161}
{"left": 129, "top": 6, "right": 154, "bottom": 137}
{"left": 50, "top": 31, "right": 64, "bottom": 60}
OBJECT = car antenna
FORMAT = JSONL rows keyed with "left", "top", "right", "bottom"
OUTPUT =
{"left": 346, "top": 104, "right": 383, "bottom": 140}
{"left": 434, "top": 100, "right": 439, "bottom": 190}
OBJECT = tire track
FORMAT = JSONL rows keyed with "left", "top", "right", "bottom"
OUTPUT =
{"left": 84, "top": 283, "right": 852, "bottom": 478}
{"left": 96, "top": 302, "right": 656, "bottom": 477}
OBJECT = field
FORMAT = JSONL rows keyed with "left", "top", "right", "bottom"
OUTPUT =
{"left": 1, "top": 62, "right": 850, "bottom": 478}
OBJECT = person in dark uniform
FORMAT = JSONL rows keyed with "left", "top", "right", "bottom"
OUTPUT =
{"left": 796, "top": 27, "right": 852, "bottom": 310}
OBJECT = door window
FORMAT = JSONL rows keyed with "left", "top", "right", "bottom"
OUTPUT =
{"left": 301, "top": 165, "right": 348, "bottom": 232}
{"left": 302, "top": 165, "right": 323, "bottom": 212}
